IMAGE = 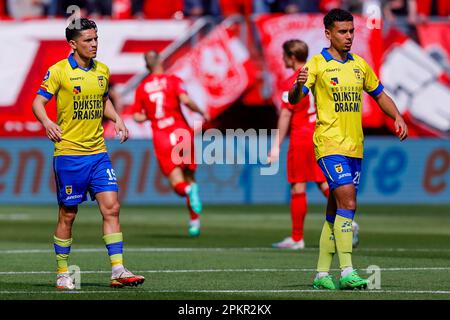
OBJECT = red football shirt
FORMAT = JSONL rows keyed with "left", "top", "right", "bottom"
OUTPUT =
{"left": 280, "top": 69, "right": 316, "bottom": 139}
{"left": 134, "top": 74, "right": 189, "bottom": 131}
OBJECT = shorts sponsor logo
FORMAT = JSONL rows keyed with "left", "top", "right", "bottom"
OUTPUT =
{"left": 334, "top": 163, "right": 343, "bottom": 173}
{"left": 338, "top": 173, "right": 351, "bottom": 179}
{"left": 66, "top": 194, "right": 82, "bottom": 200}
{"left": 65, "top": 185, "right": 72, "bottom": 195}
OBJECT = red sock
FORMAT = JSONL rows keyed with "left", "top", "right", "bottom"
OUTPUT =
{"left": 174, "top": 182, "right": 189, "bottom": 197}
{"left": 322, "top": 187, "right": 330, "bottom": 198}
{"left": 187, "top": 198, "right": 199, "bottom": 221}
{"left": 291, "top": 192, "right": 307, "bottom": 242}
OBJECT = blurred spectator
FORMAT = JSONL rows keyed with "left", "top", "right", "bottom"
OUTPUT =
{"left": 282, "top": 0, "right": 320, "bottom": 13}
{"left": 342, "top": 0, "right": 364, "bottom": 13}
{"left": 111, "top": 0, "right": 132, "bottom": 19}
{"left": 183, "top": 0, "right": 221, "bottom": 18}
{"left": 132, "top": 0, "right": 184, "bottom": 19}
{"left": 6, "top": 0, "right": 46, "bottom": 19}
{"left": 383, "top": 0, "right": 418, "bottom": 34}
{"left": 86, "top": 0, "right": 112, "bottom": 17}
{"left": 219, "top": 0, "right": 252, "bottom": 17}
{"left": 0, "top": 0, "right": 7, "bottom": 17}
{"left": 47, "top": 0, "right": 89, "bottom": 17}
{"left": 319, "top": 0, "right": 343, "bottom": 12}
{"left": 416, "top": 0, "right": 450, "bottom": 19}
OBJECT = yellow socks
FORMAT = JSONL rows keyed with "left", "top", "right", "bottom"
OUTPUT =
{"left": 54, "top": 236, "right": 72, "bottom": 274}
{"left": 317, "top": 215, "right": 336, "bottom": 273}
{"left": 103, "top": 232, "right": 124, "bottom": 268}
{"left": 334, "top": 209, "right": 355, "bottom": 270}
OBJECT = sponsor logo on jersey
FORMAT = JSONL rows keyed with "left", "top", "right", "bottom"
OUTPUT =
{"left": 98, "top": 76, "right": 105, "bottom": 88}
{"left": 330, "top": 77, "right": 339, "bottom": 86}
{"left": 73, "top": 86, "right": 81, "bottom": 95}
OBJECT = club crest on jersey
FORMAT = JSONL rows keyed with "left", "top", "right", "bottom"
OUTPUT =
{"left": 353, "top": 68, "right": 362, "bottom": 80}
{"left": 65, "top": 185, "right": 73, "bottom": 195}
{"left": 73, "top": 86, "right": 81, "bottom": 94}
{"left": 98, "top": 76, "right": 105, "bottom": 88}
{"left": 334, "top": 164, "right": 343, "bottom": 173}
{"left": 330, "top": 77, "right": 339, "bottom": 86}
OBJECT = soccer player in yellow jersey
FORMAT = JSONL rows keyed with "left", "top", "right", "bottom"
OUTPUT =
{"left": 32, "top": 18, "right": 145, "bottom": 289}
{"left": 289, "top": 9, "right": 408, "bottom": 290}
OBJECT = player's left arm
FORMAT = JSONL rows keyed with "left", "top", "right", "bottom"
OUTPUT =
{"left": 103, "top": 97, "right": 129, "bottom": 143}
{"left": 179, "top": 93, "right": 210, "bottom": 122}
{"left": 373, "top": 91, "right": 408, "bottom": 141}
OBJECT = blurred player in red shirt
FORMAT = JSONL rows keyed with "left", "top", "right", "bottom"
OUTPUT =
{"left": 269, "top": 40, "right": 331, "bottom": 250}
{"left": 133, "top": 50, "right": 208, "bottom": 237}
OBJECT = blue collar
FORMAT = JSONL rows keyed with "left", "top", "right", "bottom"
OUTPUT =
{"left": 321, "top": 48, "right": 354, "bottom": 64}
{"left": 68, "top": 53, "right": 95, "bottom": 71}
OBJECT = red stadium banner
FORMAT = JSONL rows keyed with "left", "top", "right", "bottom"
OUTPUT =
{"left": 381, "top": 28, "right": 450, "bottom": 137}
{"left": 0, "top": 20, "right": 190, "bottom": 137}
{"left": 168, "top": 25, "right": 257, "bottom": 124}
{"left": 253, "top": 13, "right": 384, "bottom": 128}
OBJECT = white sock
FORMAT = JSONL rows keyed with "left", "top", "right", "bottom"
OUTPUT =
{"left": 341, "top": 267, "right": 354, "bottom": 277}
{"left": 316, "top": 272, "right": 329, "bottom": 279}
{"left": 189, "top": 219, "right": 200, "bottom": 228}
{"left": 112, "top": 264, "right": 125, "bottom": 275}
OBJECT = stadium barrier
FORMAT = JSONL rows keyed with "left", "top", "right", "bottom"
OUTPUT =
{"left": 0, "top": 137, "right": 448, "bottom": 205}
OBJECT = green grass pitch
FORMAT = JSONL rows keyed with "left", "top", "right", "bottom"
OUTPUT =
{"left": 0, "top": 204, "right": 449, "bottom": 300}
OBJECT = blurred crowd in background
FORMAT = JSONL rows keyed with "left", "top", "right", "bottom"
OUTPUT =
{"left": 0, "top": 1, "right": 448, "bottom": 41}
{"left": 1, "top": 0, "right": 448, "bottom": 21}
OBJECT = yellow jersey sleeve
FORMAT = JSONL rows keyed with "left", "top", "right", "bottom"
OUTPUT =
{"left": 37, "top": 64, "right": 61, "bottom": 100}
{"left": 362, "top": 59, "right": 384, "bottom": 97}
{"left": 103, "top": 65, "right": 110, "bottom": 98}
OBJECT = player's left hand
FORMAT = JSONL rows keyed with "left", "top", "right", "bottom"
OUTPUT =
{"left": 267, "top": 147, "right": 280, "bottom": 164}
{"left": 395, "top": 116, "right": 408, "bottom": 141}
{"left": 115, "top": 118, "right": 129, "bottom": 143}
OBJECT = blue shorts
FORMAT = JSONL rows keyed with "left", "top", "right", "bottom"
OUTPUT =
{"left": 53, "top": 152, "right": 118, "bottom": 206}
{"left": 317, "top": 155, "right": 362, "bottom": 191}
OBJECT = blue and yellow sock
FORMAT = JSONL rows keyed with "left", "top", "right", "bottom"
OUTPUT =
{"left": 54, "top": 236, "right": 72, "bottom": 274}
{"left": 334, "top": 209, "right": 355, "bottom": 270}
{"left": 317, "top": 214, "right": 336, "bottom": 273}
{"left": 103, "top": 232, "right": 124, "bottom": 270}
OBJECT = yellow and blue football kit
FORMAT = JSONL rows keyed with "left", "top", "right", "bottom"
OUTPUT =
{"left": 302, "top": 48, "right": 383, "bottom": 281}
{"left": 37, "top": 53, "right": 118, "bottom": 206}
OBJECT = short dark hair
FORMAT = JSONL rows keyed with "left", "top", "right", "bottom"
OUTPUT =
{"left": 282, "top": 39, "right": 309, "bottom": 62}
{"left": 65, "top": 18, "right": 97, "bottom": 42}
{"left": 323, "top": 8, "right": 353, "bottom": 30}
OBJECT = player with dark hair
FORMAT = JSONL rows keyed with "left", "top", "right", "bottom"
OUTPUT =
{"left": 269, "top": 39, "right": 330, "bottom": 250}
{"left": 133, "top": 50, "right": 208, "bottom": 237}
{"left": 32, "top": 18, "right": 145, "bottom": 290}
{"left": 289, "top": 8, "right": 408, "bottom": 290}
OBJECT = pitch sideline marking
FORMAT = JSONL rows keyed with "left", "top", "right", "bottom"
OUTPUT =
{"left": 1, "top": 267, "right": 450, "bottom": 275}
{"left": 0, "top": 289, "right": 449, "bottom": 295}
{"left": 1, "top": 247, "right": 450, "bottom": 254}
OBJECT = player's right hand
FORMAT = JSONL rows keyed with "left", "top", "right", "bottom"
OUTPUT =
{"left": 43, "top": 119, "right": 62, "bottom": 142}
{"left": 296, "top": 67, "right": 308, "bottom": 86}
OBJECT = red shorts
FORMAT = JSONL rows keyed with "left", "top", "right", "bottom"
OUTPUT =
{"left": 287, "top": 139, "right": 326, "bottom": 184}
{"left": 152, "top": 126, "right": 197, "bottom": 177}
